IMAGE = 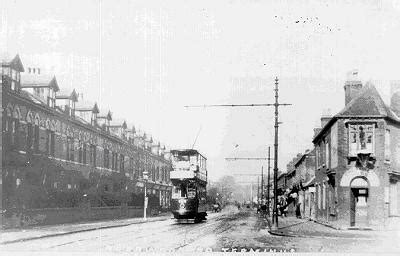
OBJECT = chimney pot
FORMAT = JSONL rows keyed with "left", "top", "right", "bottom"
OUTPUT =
{"left": 344, "top": 69, "right": 363, "bottom": 105}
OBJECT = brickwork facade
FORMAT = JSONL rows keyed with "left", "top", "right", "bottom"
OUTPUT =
{"left": 1, "top": 54, "right": 173, "bottom": 228}
{"left": 312, "top": 81, "right": 400, "bottom": 229}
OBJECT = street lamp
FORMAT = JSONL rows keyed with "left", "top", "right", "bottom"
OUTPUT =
{"left": 143, "top": 171, "right": 149, "bottom": 221}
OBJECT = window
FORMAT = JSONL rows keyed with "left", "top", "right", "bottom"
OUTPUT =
{"left": 111, "top": 152, "right": 118, "bottom": 170}
{"left": 67, "top": 137, "right": 74, "bottom": 161}
{"left": 104, "top": 148, "right": 110, "bottom": 168}
{"left": 69, "top": 100, "right": 75, "bottom": 116}
{"left": 10, "top": 119, "right": 19, "bottom": 148}
{"left": 322, "top": 183, "right": 326, "bottom": 210}
{"left": 27, "top": 123, "right": 33, "bottom": 151}
{"left": 78, "top": 141, "right": 83, "bottom": 163}
{"left": 47, "top": 90, "right": 55, "bottom": 107}
{"left": 317, "top": 184, "right": 321, "bottom": 209}
{"left": 89, "top": 144, "right": 96, "bottom": 166}
{"left": 349, "top": 124, "right": 374, "bottom": 155}
{"left": 33, "top": 125, "right": 39, "bottom": 152}
{"left": 46, "top": 130, "right": 55, "bottom": 156}
{"left": 83, "top": 143, "right": 87, "bottom": 164}
{"left": 119, "top": 154, "right": 125, "bottom": 172}
{"left": 385, "top": 129, "right": 391, "bottom": 162}
{"left": 325, "top": 141, "right": 330, "bottom": 168}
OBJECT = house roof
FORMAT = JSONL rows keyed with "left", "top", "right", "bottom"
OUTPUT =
{"left": 337, "top": 83, "right": 399, "bottom": 120}
{"left": 313, "top": 83, "right": 400, "bottom": 143}
{"left": 56, "top": 88, "right": 78, "bottom": 102}
{"left": 1, "top": 53, "right": 24, "bottom": 72}
{"left": 21, "top": 75, "right": 60, "bottom": 92}
{"left": 75, "top": 100, "right": 99, "bottom": 113}
{"left": 109, "top": 118, "right": 127, "bottom": 128}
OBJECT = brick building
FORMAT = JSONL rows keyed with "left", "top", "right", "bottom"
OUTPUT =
{"left": 283, "top": 150, "right": 316, "bottom": 217}
{"left": 312, "top": 72, "right": 400, "bottom": 228}
{"left": 1, "top": 54, "right": 173, "bottom": 228}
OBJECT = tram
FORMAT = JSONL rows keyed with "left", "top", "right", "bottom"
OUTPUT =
{"left": 170, "top": 149, "right": 208, "bottom": 223}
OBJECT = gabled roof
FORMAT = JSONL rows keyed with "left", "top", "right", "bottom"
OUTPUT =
{"left": 56, "top": 88, "right": 78, "bottom": 102}
{"left": 109, "top": 118, "right": 127, "bottom": 128}
{"left": 1, "top": 53, "right": 24, "bottom": 72}
{"left": 313, "top": 83, "right": 400, "bottom": 143}
{"left": 75, "top": 100, "right": 99, "bottom": 113}
{"left": 337, "top": 84, "right": 399, "bottom": 120}
{"left": 21, "top": 75, "right": 60, "bottom": 92}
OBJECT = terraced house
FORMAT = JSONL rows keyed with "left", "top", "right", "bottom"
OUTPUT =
{"left": 312, "top": 72, "right": 400, "bottom": 229}
{"left": 1, "top": 54, "right": 173, "bottom": 228}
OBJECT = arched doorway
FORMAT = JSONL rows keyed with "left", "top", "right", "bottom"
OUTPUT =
{"left": 350, "top": 177, "right": 369, "bottom": 227}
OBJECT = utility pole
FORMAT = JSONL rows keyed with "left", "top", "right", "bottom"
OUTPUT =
{"left": 261, "top": 166, "right": 264, "bottom": 201}
{"left": 273, "top": 77, "right": 282, "bottom": 229}
{"left": 267, "top": 146, "right": 271, "bottom": 215}
{"left": 257, "top": 176, "right": 259, "bottom": 206}
{"left": 185, "top": 77, "right": 291, "bottom": 229}
{"left": 250, "top": 182, "right": 253, "bottom": 207}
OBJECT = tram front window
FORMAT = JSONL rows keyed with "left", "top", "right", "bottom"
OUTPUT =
{"left": 174, "top": 155, "right": 189, "bottom": 162}
{"left": 172, "top": 183, "right": 196, "bottom": 199}
{"left": 172, "top": 183, "right": 187, "bottom": 199}
{"left": 187, "top": 183, "right": 196, "bottom": 199}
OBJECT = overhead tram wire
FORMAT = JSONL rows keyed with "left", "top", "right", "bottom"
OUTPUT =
{"left": 184, "top": 77, "right": 292, "bottom": 230}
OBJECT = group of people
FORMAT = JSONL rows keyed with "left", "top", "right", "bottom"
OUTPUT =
{"left": 266, "top": 190, "right": 303, "bottom": 219}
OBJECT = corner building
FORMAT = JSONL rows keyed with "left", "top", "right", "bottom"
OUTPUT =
{"left": 1, "top": 54, "right": 173, "bottom": 228}
{"left": 313, "top": 75, "right": 400, "bottom": 228}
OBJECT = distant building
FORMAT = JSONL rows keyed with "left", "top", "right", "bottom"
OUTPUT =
{"left": 313, "top": 73, "right": 400, "bottom": 228}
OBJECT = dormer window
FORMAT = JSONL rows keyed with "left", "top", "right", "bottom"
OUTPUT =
{"left": 69, "top": 100, "right": 75, "bottom": 116}
{"left": 1, "top": 54, "right": 24, "bottom": 92}
{"left": 47, "top": 87, "right": 56, "bottom": 107}
{"left": 91, "top": 112, "right": 98, "bottom": 125}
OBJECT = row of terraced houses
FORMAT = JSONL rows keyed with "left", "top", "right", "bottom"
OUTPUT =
{"left": 1, "top": 54, "right": 173, "bottom": 228}
{"left": 278, "top": 71, "right": 400, "bottom": 229}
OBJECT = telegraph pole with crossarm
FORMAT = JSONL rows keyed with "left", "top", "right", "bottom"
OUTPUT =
{"left": 184, "top": 77, "right": 291, "bottom": 229}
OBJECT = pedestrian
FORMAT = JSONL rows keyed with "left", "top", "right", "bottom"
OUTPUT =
{"left": 295, "top": 198, "right": 301, "bottom": 218}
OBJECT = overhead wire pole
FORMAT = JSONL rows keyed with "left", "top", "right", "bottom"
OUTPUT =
{"left": 272, "top": 77, "right": 287, "bottom": 230}
{"left": 261, "top": 166, "right": 264, "bottom": 201}
{"left": 257, "top": 176, "right": 259, "bottom": 207}
{"left": 267, "top": 146, "right": 271, "bottom": 215}
{"left": 184, "top": 77, "right": 291, "bottom": 229}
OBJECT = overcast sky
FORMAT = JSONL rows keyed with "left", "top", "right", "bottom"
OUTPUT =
{"left": 2, "top": 0, "right": 400, "bottom": 182}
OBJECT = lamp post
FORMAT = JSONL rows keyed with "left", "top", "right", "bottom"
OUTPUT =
{"left": 143, "top": 171, "right": 149, "bottom": 221}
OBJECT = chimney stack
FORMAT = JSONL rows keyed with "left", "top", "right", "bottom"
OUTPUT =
{"left": 313, "top": 128, "right": 322, "bottom": 139}
{"left": 391, "top": 81, "right": 400, "bottom": 117}
{"left": 320, "top": 109, "right": 332, "bottom": 128}
{"left": 344, "top": 70, "right": 363, "bottom": 105}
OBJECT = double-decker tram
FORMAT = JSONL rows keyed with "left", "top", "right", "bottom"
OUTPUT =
{"left": 170, "top": 149, "right": 207, "bottom": 223}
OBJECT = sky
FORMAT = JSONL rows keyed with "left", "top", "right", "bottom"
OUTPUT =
{"left": 2, "top": 0, "right": 400, "bottom": 182}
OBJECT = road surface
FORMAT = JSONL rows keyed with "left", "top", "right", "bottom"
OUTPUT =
{"left": 1, "top": 206, "right": 399, "bottom": 254}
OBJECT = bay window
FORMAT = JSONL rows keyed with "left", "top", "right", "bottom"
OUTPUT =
{"left": 348, "top": 124, "right": 374, "bottom": 156}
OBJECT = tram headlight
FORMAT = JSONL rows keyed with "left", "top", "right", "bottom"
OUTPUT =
{"left": 178, "top": 199, "right": 186, "bottom": 214}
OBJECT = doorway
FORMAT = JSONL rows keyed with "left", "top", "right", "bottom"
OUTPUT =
{"left": 350, "top": 177, "right": 369, "bottom": 227}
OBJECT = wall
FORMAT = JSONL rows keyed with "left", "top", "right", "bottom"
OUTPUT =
{"left": 317, "top": 118, "right": 393, "bottom": 228}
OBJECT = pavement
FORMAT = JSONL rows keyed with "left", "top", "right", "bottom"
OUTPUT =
{"left": 0, "top": 213, "right": 173, "bottom": 245}
{"left": 264, "top": 215, "right": 400, "bottom": 243}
